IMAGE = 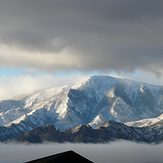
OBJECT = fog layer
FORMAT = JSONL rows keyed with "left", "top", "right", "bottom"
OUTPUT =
{"left": 0, "top": 141, "right": 163, "bottom": 163}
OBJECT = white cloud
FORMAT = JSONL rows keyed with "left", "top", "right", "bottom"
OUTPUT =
{"left": 0, "top": 43, "right": 83, "bottom": 71}
{"left": 0, "top": 74, "right": 88, "bottom": 100}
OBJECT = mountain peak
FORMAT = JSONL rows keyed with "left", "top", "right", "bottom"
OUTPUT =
{"left": 1, "top": 75, "right": 163, "bottom": 141}
{"left": 89, "top": 114, "right": 108, "bottom": 129}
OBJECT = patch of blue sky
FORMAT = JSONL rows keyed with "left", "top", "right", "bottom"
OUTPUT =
{"left": 0, "top": 67, "right": 91, "bottom": 78}
{"left": 0, "top": 67, "right": 27, "bottom": 77}
{"left": 0, "top": 67, "right": 123, "bottom": 79}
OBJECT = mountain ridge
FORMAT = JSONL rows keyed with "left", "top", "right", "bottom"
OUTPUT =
{"left": 0, "top": 75, "right": 163, "bottom": 142}
{"left": 7, "top": 120, "right": 163, "bottom": 144}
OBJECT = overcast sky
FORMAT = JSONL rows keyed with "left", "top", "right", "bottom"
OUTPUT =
{"left": 0, "top": 0, "right": 163, "bottom": 99}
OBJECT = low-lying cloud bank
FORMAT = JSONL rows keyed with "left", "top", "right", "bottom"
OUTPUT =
{"left": 0, "top": 0, "right": 163, "bottom": 75}
{"left": 0, "top": 141, "right": 163, "bottom": 163}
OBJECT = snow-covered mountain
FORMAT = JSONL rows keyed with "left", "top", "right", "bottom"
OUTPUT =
{"left": 126, "top": 114, "right": 163, "bottom": 127}
{"left": 0, "top": 76, "right": 163, "bottom": 141}
{"left": 89, "top": 114, "right": 108, "bottom": 129}
{"left": 10, "top": 121, "right": 163, "bottom": 144}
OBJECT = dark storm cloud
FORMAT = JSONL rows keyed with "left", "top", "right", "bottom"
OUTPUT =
{"left": 0, "top": 0, "right": 163, "bottom": 73}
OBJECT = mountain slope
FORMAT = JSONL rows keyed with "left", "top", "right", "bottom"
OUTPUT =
{"left": 126, "top": 114, "right": 163, "bottom": 127}
{"left": 0, "top": 76, "right": 163, "bottom": 141}
{"left": 9, "top": 121, "right": 163, "bottom": 144}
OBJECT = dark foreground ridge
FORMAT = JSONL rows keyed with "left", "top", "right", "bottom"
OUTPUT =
{"left": 25, "top": 150, "right": 94, "bottom": 163}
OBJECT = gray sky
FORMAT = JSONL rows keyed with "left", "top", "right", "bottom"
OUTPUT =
{"left": 0, "top": 0, "right": 163, "bottom": 74}
{"left": 0, "top": 0, "right": 163, "bottom": 99}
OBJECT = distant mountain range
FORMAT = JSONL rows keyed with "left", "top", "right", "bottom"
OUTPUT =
{"left": 0, "top": 76, "right": 163, "bottom": 143}
{"left": 10, "top": 121, "right": 163, "bottom": 144}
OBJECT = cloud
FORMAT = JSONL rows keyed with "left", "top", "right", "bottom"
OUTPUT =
{"left": 0, "top": 142, "right": 163, "bottom": 163}
{"left": 0, "top": 74, "right": 88, "bottom": 100}
{"left": 0, "top": 44, "right": 83, "bottom": 71}
{"left": 0, "top": 0, "right": 163, "bottom": 74}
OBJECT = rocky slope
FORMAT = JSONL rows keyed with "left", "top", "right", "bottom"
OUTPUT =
{"left": 9, "top": 121, "right": 163, "bottom": 144}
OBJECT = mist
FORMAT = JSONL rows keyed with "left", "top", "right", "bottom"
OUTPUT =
{"left": 0, "top": 141, "right": 163, "bottom": 163}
